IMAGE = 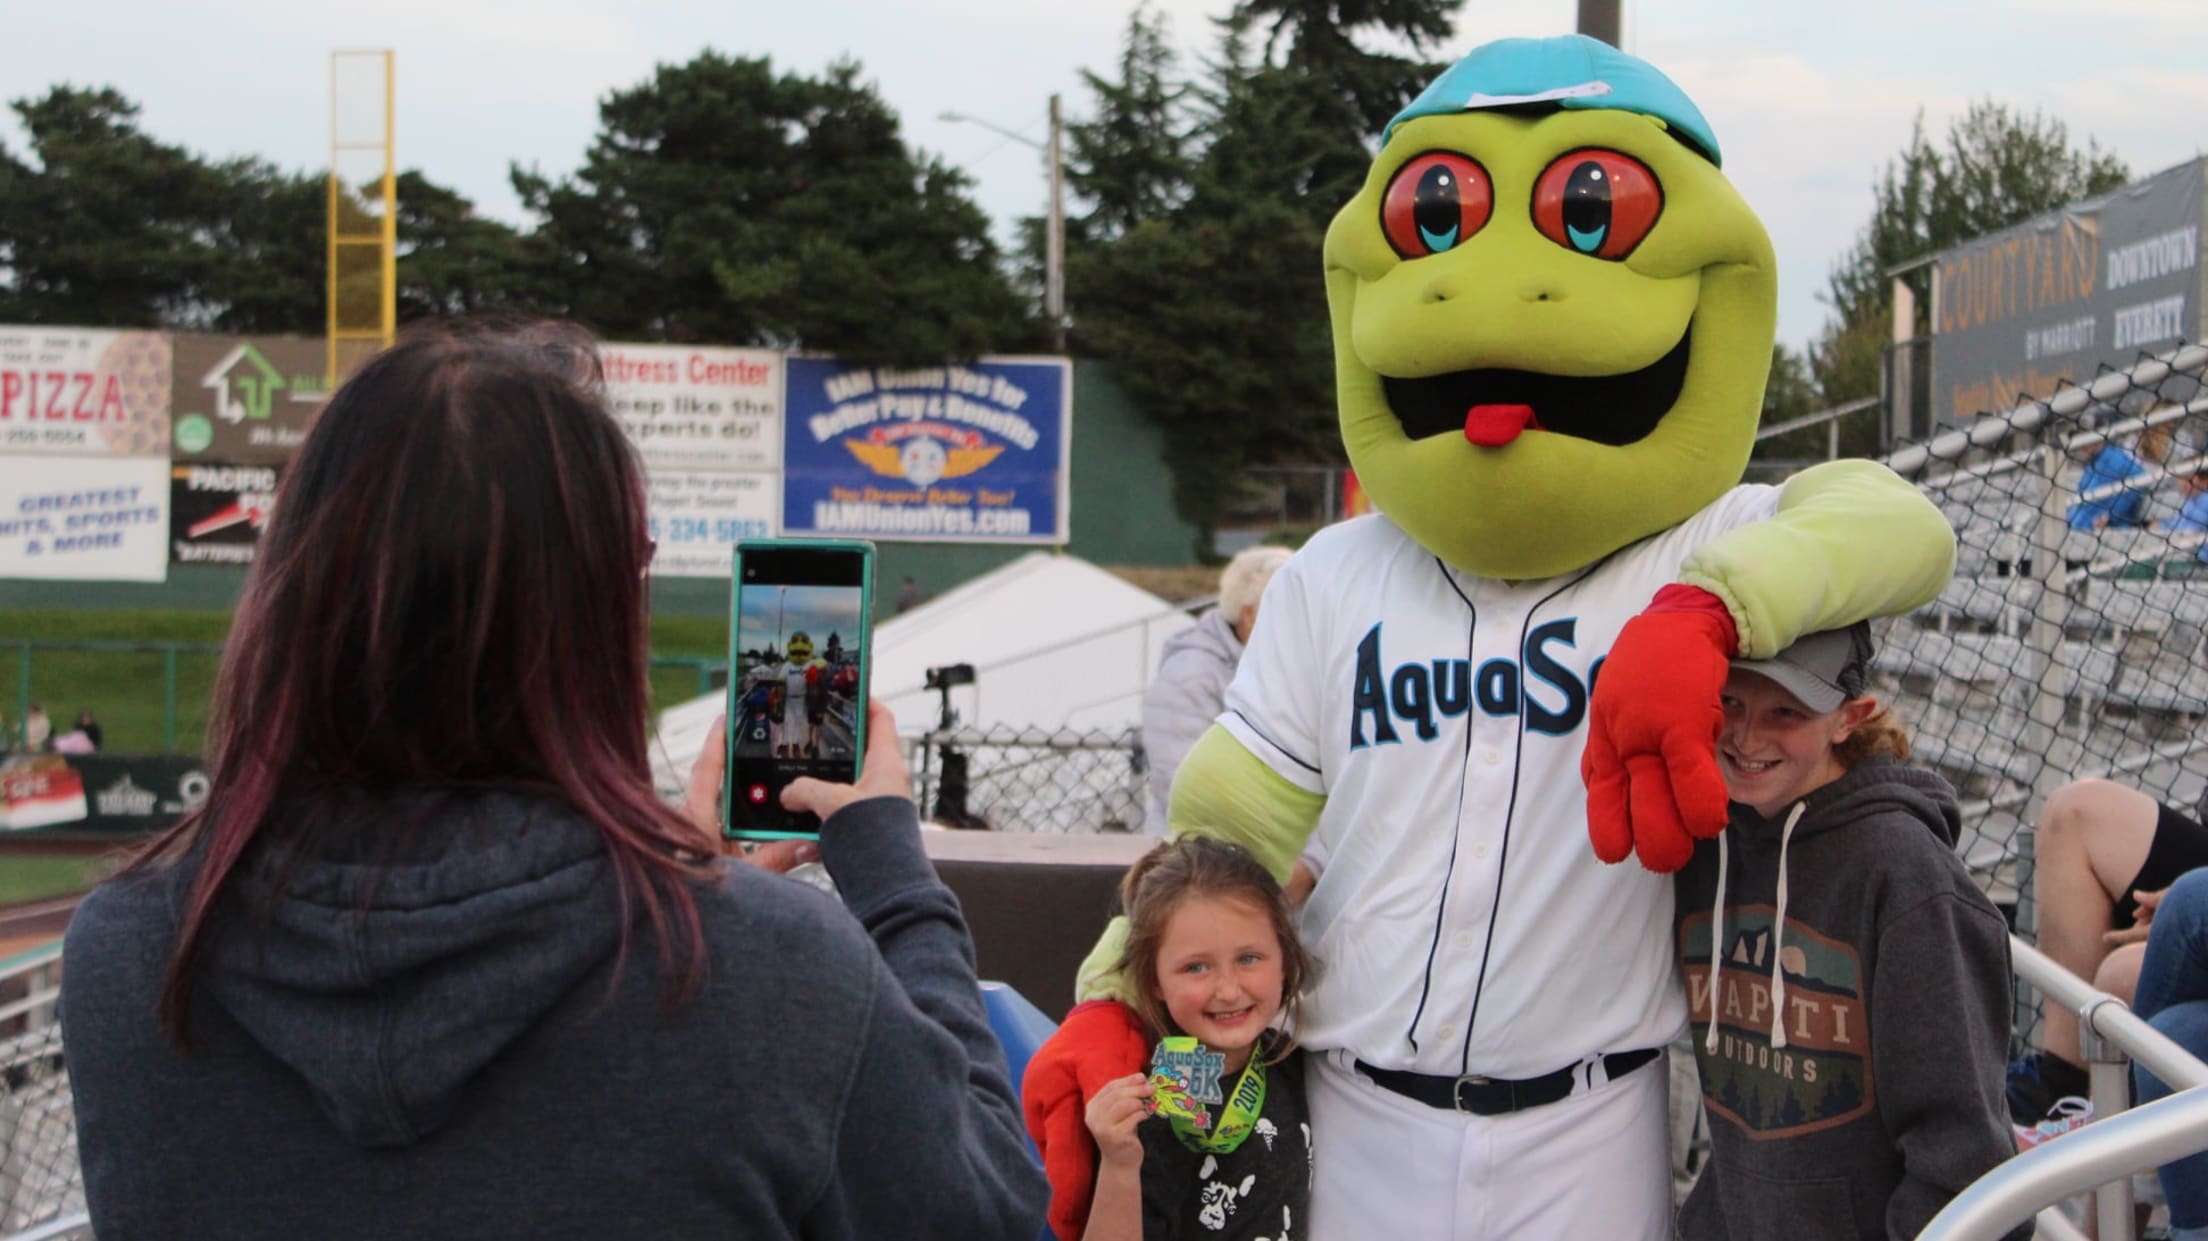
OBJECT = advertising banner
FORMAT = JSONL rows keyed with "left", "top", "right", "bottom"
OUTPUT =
{"left": 0, "top": 454, "right": 169, "bottom": 581}
{"left": 646, "top": 470, "right": 780, "bottom": 577}
{"left": 168, "top": 334, "right": 330, "bottom": 464}
{"left": 0, "top": 752, "right": 209, "bottom": 835}
{"left": 780, "top": 357, "right": 1071, "bottom": 544}
{"left": 1933, "top": 159, "right": 2207, "bottom": 425}
{"left": 0, "top": 327, "right": 171, "bottom": 457}
{"left": 170, "top": 462, "right": 280, "bottom": 567}
{"left": 602, "top": 344, "right": 783, "bottom": 472}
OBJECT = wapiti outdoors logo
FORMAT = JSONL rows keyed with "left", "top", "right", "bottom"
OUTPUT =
{"left": 1680, "top": 908, "right": 1873, "bottom": 1140}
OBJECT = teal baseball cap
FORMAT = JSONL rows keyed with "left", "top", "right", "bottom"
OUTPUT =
{"left": 1386, "top": 34, "right": 1721, "bottom": 166}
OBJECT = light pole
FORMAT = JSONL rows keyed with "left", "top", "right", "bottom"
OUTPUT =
{"left": 941, "top": 94, "right": 1065, "bottom": 353}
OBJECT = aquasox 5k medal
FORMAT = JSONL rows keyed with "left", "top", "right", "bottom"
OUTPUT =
{"left": 1149, "top": 1036, "right": 1266, "bottom": 1154}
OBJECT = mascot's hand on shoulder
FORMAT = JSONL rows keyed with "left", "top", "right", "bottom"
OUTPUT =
{"left": 1584, "top": 584, "right": 1736, "bottom": 872}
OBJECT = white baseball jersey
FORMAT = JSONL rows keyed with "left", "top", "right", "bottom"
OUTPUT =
{"left": 1220, "top": 488, "right": 1780, "bottom": 1080}
{"left": 781, "top": 662, "right": 810, "bottom": 733}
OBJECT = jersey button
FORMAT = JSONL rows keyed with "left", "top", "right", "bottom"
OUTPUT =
{"left": 1483, "top": 751, "right": 1502, "bottom": 766}
{"left": 1472, "top": 843, "right": 1490, "bottom": 860}
{"left": 1455, "top": 931, "right": 1474, "bottom": 949}
{"left": 1436, "top": 1023, "right": 1456, "bottom": 1042}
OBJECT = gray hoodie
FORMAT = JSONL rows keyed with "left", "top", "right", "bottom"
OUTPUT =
{"left": 1671, "top": 758, "right": 2026, "bottom": 1241}
{"left": 1140, "top": 608, "right": 1244, "bottom": 832}
{"left": 61, "top": 791, "right": 1047, "bottom": 1240}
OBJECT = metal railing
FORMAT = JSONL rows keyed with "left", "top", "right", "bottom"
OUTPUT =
{"left": 1922, "top": 938, "right": 2208, "bottom": 1240}
{"left": 0, "top": 944, "right": 81, "bottom": 1241}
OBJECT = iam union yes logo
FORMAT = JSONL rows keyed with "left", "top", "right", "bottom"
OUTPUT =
{"left": 843, "top": 422, "right": 1003, "bottom": 488}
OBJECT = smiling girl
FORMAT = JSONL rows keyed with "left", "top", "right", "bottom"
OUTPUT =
{"left": 1066, "top": 837, "right": 1314, "bottom": 1241}
{"left": 1671, "top": 622, "right": 2025, "bottom": 1241}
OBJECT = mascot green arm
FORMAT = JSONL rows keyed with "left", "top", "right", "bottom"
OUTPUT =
{"left": 1073, "top": 726, "right": 1326, "bottom": 1002}
{"left": 1681, "top": 457, "right": 1956, "bottom": 658}
{"left": 1585, "top": 458, "right": 1955, "bottom": 871}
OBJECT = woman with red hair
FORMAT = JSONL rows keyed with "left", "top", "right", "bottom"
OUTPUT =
{"left": 59, "top": 322, "right": 1044, "bottom": 1240}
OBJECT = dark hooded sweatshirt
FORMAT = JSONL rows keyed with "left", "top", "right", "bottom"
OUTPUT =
{"left": 60, "top": 792, "right": 1047, "bottom": 1240}
{"left": 1671, "top": 757, "right": 2025, "bottom": 1241}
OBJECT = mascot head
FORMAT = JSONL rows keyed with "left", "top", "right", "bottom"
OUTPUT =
{"left": 1326, "top": 35, "right": 1776, "bottom": 579}
{"left": 786, "top": 632, "right": 814, "bottom": 663}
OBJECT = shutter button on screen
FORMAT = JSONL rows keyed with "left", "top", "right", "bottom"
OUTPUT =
{"left": 748, "top": 784, "right": 769, "bottom": 805}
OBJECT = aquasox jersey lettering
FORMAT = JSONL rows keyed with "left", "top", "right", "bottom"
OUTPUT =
{"left": 1680, "top": 907, "right": 1873, "bottom": 1140}
{"left": 1219, "top": 493, "right": 1779, "bottom": 1080}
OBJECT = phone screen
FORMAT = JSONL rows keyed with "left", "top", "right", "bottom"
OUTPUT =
{"left": 724, "top": 542, "right": 873, "bottom": 839}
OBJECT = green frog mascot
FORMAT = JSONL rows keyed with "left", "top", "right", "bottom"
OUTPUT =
{"left": 1022, "top": 35, "right": 1952, "bottom": 1240}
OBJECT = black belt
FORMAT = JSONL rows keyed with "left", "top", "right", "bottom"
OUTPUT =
{"left": 1354, "top": 1047, "right": 1661, "bottom": 1116}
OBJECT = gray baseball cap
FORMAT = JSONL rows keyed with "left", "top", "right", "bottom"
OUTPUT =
{"left": 1728, "top": 622, "right": 1875, "bottom": 714}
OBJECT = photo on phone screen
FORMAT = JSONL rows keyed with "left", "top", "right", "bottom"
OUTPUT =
{"left": 725, "top": 541, "right": 873, "bottom": 839}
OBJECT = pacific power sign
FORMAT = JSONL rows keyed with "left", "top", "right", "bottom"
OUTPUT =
{"left": 1934, "top": 158, "right": 2205, "bottom": 426}
{"left": 1, "top": 331, "right": 1073, "bottom": 583}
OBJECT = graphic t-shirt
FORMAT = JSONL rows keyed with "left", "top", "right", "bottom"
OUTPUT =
{"left": 1136, "top": 1041, "right": 1311, "bottom": 1240}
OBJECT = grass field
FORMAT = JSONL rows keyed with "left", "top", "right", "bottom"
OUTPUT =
{"left": 0, "top": 609, "right": 733, "bottom": 754}
{"left": 0, "top": 852, "right": 118, "bottom": 905}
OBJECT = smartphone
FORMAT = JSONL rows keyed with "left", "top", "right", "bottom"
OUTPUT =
{"left": 723, "top": 539, "right": 876, "bottom": 840}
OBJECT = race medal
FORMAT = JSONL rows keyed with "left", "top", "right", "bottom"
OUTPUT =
{"left": 1149, "top": 1036, "right": 1225, "bottom": 1133}
{"left": 1150, "top": 1036, "right": 1266, "bottom": 1154}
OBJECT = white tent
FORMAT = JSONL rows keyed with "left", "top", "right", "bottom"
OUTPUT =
{"left": 650, "top": 551, "right": 1194, "bottom": 794}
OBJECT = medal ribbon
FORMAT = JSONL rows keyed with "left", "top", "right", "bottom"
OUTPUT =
{"left": 1167, "top": 1053, "right": 1267, "bottom": 1154}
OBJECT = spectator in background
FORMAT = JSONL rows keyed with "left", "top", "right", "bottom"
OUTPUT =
{"left": 2007, "top": 778, "right": 2208, "bottom": 1146}
{"left": 896, "top": 576, "right": 924, "bottom": 614}
{"left": 2068, "top": 435, "right": 2150, "bottom": 530}
{"left": 2125, "top": 869, "right": 2208, "bottom": 1241}
{"left": 76, "top": 709, "right": 103, "bottom": 751}
{"left": 2164, "top": 468, "right": 2208, "bottom": 562}
{"left": 21, "top": 703, "right": 51, "bottom": 754}
{"left": 1139, "top": 546, "right": 1292, "bottom": 835}
{"left": 52, "top": 728, "right": 95, "bottom": 755}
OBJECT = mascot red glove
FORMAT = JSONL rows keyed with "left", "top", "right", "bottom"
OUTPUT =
{"left": 1583, "top": 584, "right": 1738, "bottom": 872}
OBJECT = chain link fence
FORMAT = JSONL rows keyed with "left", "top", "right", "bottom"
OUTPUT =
{"left": 1879, "top": 343, "right": 2208, "bottom": 1055}
{"left": 905, "top": 726, "right": 1151, "bottom": 835}
{"left": 0, "top": 949, "right": 83, "bottom": 1240}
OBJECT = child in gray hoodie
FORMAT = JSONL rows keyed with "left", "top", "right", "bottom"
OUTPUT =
{"left": 1672, "top": 622, "right": 2025, "bottom": 1241}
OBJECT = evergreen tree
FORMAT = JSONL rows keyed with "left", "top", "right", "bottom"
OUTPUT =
{"left": 0, "top": 87, "right": 228, "bottom": 326}
{"left": 517, "top": 52, "right": 1030, "bottom": 365}
{"left": 1069, "top": 0, "right": 1458, "bottom": 539}
{"left": 1814, "top": 102, "right": 2130, "bottom": 406}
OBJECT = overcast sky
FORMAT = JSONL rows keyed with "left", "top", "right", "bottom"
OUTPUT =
{"left": 3, "top": 0, "right": 2201, "bottom": 351}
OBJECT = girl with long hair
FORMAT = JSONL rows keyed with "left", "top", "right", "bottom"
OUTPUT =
{"left": 60, "top": 321, "right": 1044, "bottom": 1240}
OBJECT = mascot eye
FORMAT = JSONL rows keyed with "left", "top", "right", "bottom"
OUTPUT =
{"left": 1532, "top": 149, "right": 1662, "bottom": 260}
{"left": 1381, "top": 152, "right": 1493, "bottom": 258}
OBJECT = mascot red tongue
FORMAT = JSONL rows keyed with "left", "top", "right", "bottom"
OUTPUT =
{"left": 1463, "top": 403, "right": 1539, "bottom": 446}
{"left": 1026, "top": 34, "right": 1954, "bottom": 1240}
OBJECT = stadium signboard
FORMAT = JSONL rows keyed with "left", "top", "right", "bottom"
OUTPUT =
{"left": 1933, "top": 158, "right": 2206, "bottom": 427}
{"left": 778, "top": 356, "right": 1072, "bottom": 545}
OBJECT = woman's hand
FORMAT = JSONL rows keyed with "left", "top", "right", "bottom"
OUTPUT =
{"left": 683, "top": 715, "right": 818, "bottom": 873}
{"left": 780, "top": 698, "right": 913, "bottom": 824}
{"left": 1083, "top": 1073, "right": 1152, "bottom": 1170}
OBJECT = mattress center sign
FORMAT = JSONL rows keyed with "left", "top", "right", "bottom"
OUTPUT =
{"left": 781, "top": 357, "right": 1069, "bottom": 544}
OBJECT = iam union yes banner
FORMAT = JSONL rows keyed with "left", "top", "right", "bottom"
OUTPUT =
{"left": 780, "top": 357, "right": 1070, "bottom": 544}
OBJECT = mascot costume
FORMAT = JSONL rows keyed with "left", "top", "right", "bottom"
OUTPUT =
{"left": 1023, "top": 35, "right": 1954, "bottom": 1240}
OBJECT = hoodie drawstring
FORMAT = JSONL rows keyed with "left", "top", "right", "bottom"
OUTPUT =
{"left": 1768, "top": 801, "right": 1807, "bottom": 1050}
{"left": 1704, "top": 831, "right": 1729, "bottom": 1054}
{"left": 1704, "top": 800, "right": 1808, "bottom": 1055}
